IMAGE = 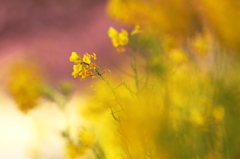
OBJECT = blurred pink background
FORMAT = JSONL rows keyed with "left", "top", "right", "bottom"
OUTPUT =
{"left": 0, "top": 0, "right": 128, "bottom": 87}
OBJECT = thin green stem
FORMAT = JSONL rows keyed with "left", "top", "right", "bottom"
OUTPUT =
{"left": 95, "top": 69, "right": 115, "bottom": 93}
{"left": 130, "top": 36, "right": 139, "bottom": 93}
{"left": 95, "top": 69, "right": 126, "bottom": 121}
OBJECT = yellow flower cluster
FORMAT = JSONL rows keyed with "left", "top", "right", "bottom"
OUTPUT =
{"left": 69, "top": 52, "right": 97, "bottom": 81}
{"left": 7, "top": 62, "right": 42, "bottom": 113}
{"left": 108, "top": 27, "right": 129, "bottom": 52}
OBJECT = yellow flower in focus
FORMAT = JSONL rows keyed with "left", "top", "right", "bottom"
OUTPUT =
{"left": 70, "top": 52, "right": 97, "bottom": 81}
{"left": 70, "top": 52, "right": 80, "bottom": 63}
{"left": 72, "top": 64, "right": 83, "bottom": 78}
{"left": 108, "top": 27, "right": 129, "bottom": 52}
{"left": 83, "top": 54, "right": 91, "bottom": 64}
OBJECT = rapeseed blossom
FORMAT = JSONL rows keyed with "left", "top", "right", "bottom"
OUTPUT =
{"left": 69, "top": 52, "right": 97, "bottom": 81}
{"left": 108, "top": 27, "right": 129, "bottom": 52}
{"left": 69, "top": 52, "right": 81, "bottom": 63}
{"left": 7, "top": 61, "right": 42, "bottom": 113}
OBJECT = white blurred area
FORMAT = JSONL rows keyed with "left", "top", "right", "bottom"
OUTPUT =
{"left": 0, "top": 89, "right": 83, "bottom": 159}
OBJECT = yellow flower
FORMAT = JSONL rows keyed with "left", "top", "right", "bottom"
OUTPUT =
{"left": 91, "top": 53, "right": 97, "bottom": 60}
{"left": 69, "top": 52, "right": 80, "bottom": 63}
{"left": 79, "top": 68, "right": 88, "bottom": 81}
{"left": 118, "top": 29, "right": 129, "bottom": 45}
{"left": 111, "top": 38, "right": 120, "bottom": 47}
{"left": 168, "top": 49, "right": 188, "bottom": 65}
{"left": 83, "top": 54, "right": 91, "bottom": 64}
{"left": 79, "top": 70, "right": 95, "bottom": 81}
{"left": 108, "top": 27, "right": 118, "bottom": 38}
{"left": 7, "top": 61, "right": 42, "bottom": 113}
{"left": 86, "top": 71, "right": 94, "bottom": 77}
{"left": 72, "top": 64, "right": 82, "bottom": 78}
{"left": 70, "top": 52, "right": 98, "bottom": 81}
{"left": 90, "top": 63, "right": 97, "bottom": 70}
{"left": 108, "top": 27, "right": 129, "bottom": 49}
{"left": 117, "top": 47, "right": 125, "bottom": 52}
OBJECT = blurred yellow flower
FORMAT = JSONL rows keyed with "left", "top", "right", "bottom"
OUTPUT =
{"left": 108, "top": 27, "right": 129, "bottom": 52}
{"left": 90, "top": 63, "right": 97, "bottom": 70}
{"left": 72, "top": 64, "right": 83, "bottom": 78}
{"left": 70, "top": 52, "right": 80, "bottom": 63}
{"left": 79, "top": 68, "right": 88, "bottom": 81}
{"left": 117, "top": 47, "right": 125, "bottom": 52}
{"left": 189, "top": 109, "right": 205, "bottom": 126}
{"left": 7, "top": 61, "right": 43, "bottom": 113}
{"left": 108, "top": 27, "right": 118, "bottom": 39}
{"left": 118, "top": 29, "right": 128, "bottom": 45}
{"left": 83, "top": 54, "right": 91, "bottom": 64}
{"left": 168, "top": 49, "right": 188, "bottom": 65}
{"left": 91, "top": 53, "right": 97, "bottom": 60}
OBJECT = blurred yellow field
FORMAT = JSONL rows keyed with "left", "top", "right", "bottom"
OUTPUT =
{"left": 1, "top": 0, "right": 240, "bottom": 159}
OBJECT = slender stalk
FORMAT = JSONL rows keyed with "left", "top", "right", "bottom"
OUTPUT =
{"left": 130, "top": 36, "right": 139, "bottom": 93}
{"left": 95, "top": 69, "right": 126, "bottom": 121}
{"left": 95, "top": 69, "right": 119, "bottom": 101}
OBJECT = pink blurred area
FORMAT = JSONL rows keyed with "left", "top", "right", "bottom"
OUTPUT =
{"left": 0, "top": 0, "right": 127, "bottom": 86}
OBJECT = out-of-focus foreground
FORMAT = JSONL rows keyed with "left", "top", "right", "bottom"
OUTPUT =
{"left": 1, "top": 0, "right": 240, "bottom": 159}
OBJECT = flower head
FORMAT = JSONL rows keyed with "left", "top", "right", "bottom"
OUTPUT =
{"left": 69, "top": 52, "right": 80, "bottom": 63}
{"left": 91, "top": 53, "right": 97, "bottom": 60}
{"left": 108, "top": 27, "right": 129, "bottom": 52}
{"left": 72, "top": 64, "right": 83, "bottom": 78}
{"left": 69, "top": 52, "right": 98, "bottom": 81}
{"left": 83, "top": 54, "right": 91, "bottom": 64}
{"left": 7, "top": 61, "right": 43, "bottom": 113}
{"left": 118, "top": 29, "right": 129, "bottom": 45}
{"left": 108, "top": 27, "right": 118, "bottom": 38}
{"left": 90, "top": 63, "right": 97, "bottom": 70}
